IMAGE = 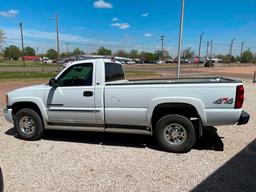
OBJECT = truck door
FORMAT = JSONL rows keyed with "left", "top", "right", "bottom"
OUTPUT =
{"left": 45, "top": 63, "right": 96, "bottom": 124}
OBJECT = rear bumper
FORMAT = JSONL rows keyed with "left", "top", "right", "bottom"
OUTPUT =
{"left": 237, "top": 110, "right": 250, "bottom": 125}
{"left": 3, "top": 107, "right": 13, "bottom": 123}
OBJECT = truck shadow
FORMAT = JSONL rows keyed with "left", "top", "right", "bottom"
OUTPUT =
{"left": 5, "top": 126, "right": 223, "bottom": 152}
{"left": 191, "top": 139, "right": 256, "bottom": 192}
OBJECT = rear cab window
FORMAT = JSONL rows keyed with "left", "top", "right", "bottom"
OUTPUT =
{"left": 105, "top": 63, "right": 125, "bottom": 82}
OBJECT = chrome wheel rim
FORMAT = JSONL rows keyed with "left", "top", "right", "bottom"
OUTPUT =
{"left": 164, "top": 123, "right": 187, "bottom": 145}
{"left": 19, "top": 116, "right": 36, "bottom": 135}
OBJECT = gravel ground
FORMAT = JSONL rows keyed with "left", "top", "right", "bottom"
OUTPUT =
{"left": 0, "top": 78, "right": 255, "bottom": 192}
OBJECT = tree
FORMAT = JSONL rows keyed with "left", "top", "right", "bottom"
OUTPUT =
{"left": 182, "top": 48, "right": 195, "bottom": 59}
{"left": 140, "top": 52, "right": 157, "bottom": 62}
{"left": 24, "top": 46, "right": 36, "bottom": 56}
{"left": 129, "top": 50, "right": 139, "bottom": 59}
{"left": 60, "top": 52, "right": 67, "bottom": 58}
{"left": 3, "top": 45, "right": 21, "bottom": 60}
{"left": 97, "top": 47, "right": 112, "bottom": 56}
{"left": 0, "top": 29, "right": 5, "bottom": 50}
{"left": 114, "top": 50, "right": 128, "bottom": 57}
{"left": 216, "top": 54, "right": 230, "bottom": 63}
{"left": 71, "top": 48, "right": 84, "bottom": 56}
{"left": 154, "top": 50, "right": 170, "bottom": 60}
{"left": 241, "top": 49, "right": 254, "bottom": 63}
{"left": 46, "top": 49, "right": 58, "bottom": 60}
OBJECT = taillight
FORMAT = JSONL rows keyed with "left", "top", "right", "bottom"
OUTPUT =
{"left": 235, "top": 85, "right": 244, "bottom": 109}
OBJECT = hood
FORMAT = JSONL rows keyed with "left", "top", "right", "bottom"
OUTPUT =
{"left": 8, "top": 84, "right": 48, "bottom": 95}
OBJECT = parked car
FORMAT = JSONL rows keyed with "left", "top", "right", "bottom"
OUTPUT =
{"left": 165, "top": 59, "right": 173, "bottom": 63}
{"left": 204, "top": 60, "right": 214, "bottom": 67}
{"left": 156, "top": 60, "right": 165, "bottom": 64}
{"left": 43, "top": 59, "right": 53, "bottom": 64}
{"left": 4, "top": 59, "right": 250, "bottom": 153}
{"left": 127, "top": 60, "right": 136, "bottom": 65}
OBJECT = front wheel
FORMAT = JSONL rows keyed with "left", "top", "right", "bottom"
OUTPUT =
{"left": 14, "top": 108, "right": 44, "bottom": 140}
{"left": 154, "top": 114, "right": 196, "bottom": 153}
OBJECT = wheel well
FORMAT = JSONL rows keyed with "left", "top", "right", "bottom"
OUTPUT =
{"left": 12, "top": 102, "right": 43, "bottom": 121}
{"left": 151, "top": 103, "right": 202, "bottom": 137}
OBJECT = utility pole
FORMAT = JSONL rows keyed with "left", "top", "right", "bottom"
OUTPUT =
{"left": 177, "top": 0, "right": 185, "bottom": 78}
{"left": 229, "top": 38, "right": 235, "bottom": 67}
{"left": 19, "top": 22, "right": 25, "bottom": 67}
{"left": 36, "top": 47, "right": 39, "bottom": 55}
{"left": 205, "top": 41, "right": 210, "bottom": 59}
{"left": 49, "top": 14, "right": 60, "bottom": 72}
{"left": 197, "top": 32, "right": 204, "bottom": 68}
{"left": 210, "top": 40, "right": 213, "bottom": 67}
{"left": 240, "top": 41, "right": 245, "bottom": 66}
{"left": 160, "top": 35, "right": 165, "bottom": 61}
{"left": 65, "top": 43, "right": 70, "bottom": 57}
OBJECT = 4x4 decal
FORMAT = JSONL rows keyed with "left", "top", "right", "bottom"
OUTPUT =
{"left": 213, "top": 98, "right": 234, "bottom": 105}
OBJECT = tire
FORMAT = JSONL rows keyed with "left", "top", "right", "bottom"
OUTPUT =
{"left": 14, "top": 108, "right": 44, "bottom": 140}
{"left": 0, "top": 167, "right": 3, "bottom": 192}
{"left": 154, "top": 114, "right": 196, "bottom": 153}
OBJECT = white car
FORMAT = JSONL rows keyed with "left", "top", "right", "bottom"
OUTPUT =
{"left": 156, "top": 60, "right": 165, "bottom": 64}
{"left": 127, "top": 60, "right": 136, "bottom": 65}
{"left": 43, "top": 59, "right": 53, "bottom": 64}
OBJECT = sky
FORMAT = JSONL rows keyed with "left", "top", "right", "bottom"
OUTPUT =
{"left": 0, "top": 0, "right": 256, "bottom": 56}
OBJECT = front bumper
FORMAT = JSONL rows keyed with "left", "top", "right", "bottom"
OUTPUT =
{"left": 3, "top": 107, "right": 13, "bottom": 123}
{"left": 237, "top": 110, "right": 250, "bottom": 125}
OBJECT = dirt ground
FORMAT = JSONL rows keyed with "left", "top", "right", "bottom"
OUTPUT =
{"left": 0, "top": 66, "right": 255, "bottom": 192}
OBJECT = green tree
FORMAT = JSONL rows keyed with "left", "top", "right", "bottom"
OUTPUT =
{"left": 216, "top": 54, "right": 230, "bottom": 63}
{"left": 154, "top": 50, "right": 170, "bottom": 60}
{"left": 46, "top": 49, "right": 58, "bottom": 60}
{"left": 140, "top": 52, "right": 157, "bottom": 62}
{"left": 60, "top": 52, "right": 67, "bottom": 58}
{"left": 241, "top": 49, "right": 254, "bottom": 63}
{"left": 114, "top": 50, "right": 128, "bottom": 57}
{"left": 97, "top": 47, "right": 112, "bottom": 56}
{"left": 182, "top": 48, "right": 195, "bottom": 59}
{"left": 0, "top": 29, "right": 5, "bottom": 50}
{"left": 71, "top": 48, "right": 84, "bottom": 56}
{"left": 3, "top": 45, "right": 21, "bottom": 60}
{"left": 129, "top": 50, "right": 139, "bottom": 59}
{"left": 24, "top": 46, "right": 36, "bottom": 56}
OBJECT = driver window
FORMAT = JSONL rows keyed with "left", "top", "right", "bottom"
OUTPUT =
{"left": 57, "top": 63, "right": 93, "bottom": 86}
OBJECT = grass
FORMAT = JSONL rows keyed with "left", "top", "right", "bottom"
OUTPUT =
{"left": 0, "top": 60, "right": 58, "bottom": 67}
{"left": 0, "top": 71, "right": 57, "bottom": 80}
{"left": 0, "top": 70, "right": 159, "bottom": 80}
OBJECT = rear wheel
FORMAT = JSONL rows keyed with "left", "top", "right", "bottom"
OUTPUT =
{"left": 154, "top": 114, "right": 196, "bottom": 153}
{"left": 14, "top": 108, "right": 44, "bottom": 140}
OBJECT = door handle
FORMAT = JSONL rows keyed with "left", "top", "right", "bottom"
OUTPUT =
{"left": 83, "top": 91, "right": 93, "bottom": 97}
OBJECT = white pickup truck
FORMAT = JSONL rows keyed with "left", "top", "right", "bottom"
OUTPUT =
{"left": 4, "top": 59, "right": 250, "bottom": 153}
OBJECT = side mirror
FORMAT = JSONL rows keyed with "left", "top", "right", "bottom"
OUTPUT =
{"left": 49, "top": 78, "right": 58, "bottom": 87}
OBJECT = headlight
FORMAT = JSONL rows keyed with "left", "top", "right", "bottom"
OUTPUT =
{"left": 5, "top": 95, "right": 8, "bottom": 106}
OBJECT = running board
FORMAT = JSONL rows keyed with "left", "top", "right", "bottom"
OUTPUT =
{"left": 45, "top": 124, "right": 151, "bottom": 135}
{"left": 105, "top": 128, "right": 151, "bottom": 135}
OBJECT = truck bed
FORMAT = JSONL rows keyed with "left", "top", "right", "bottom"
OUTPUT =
{"left": 106, "top": 77, "right": 241, "bottom": 86}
